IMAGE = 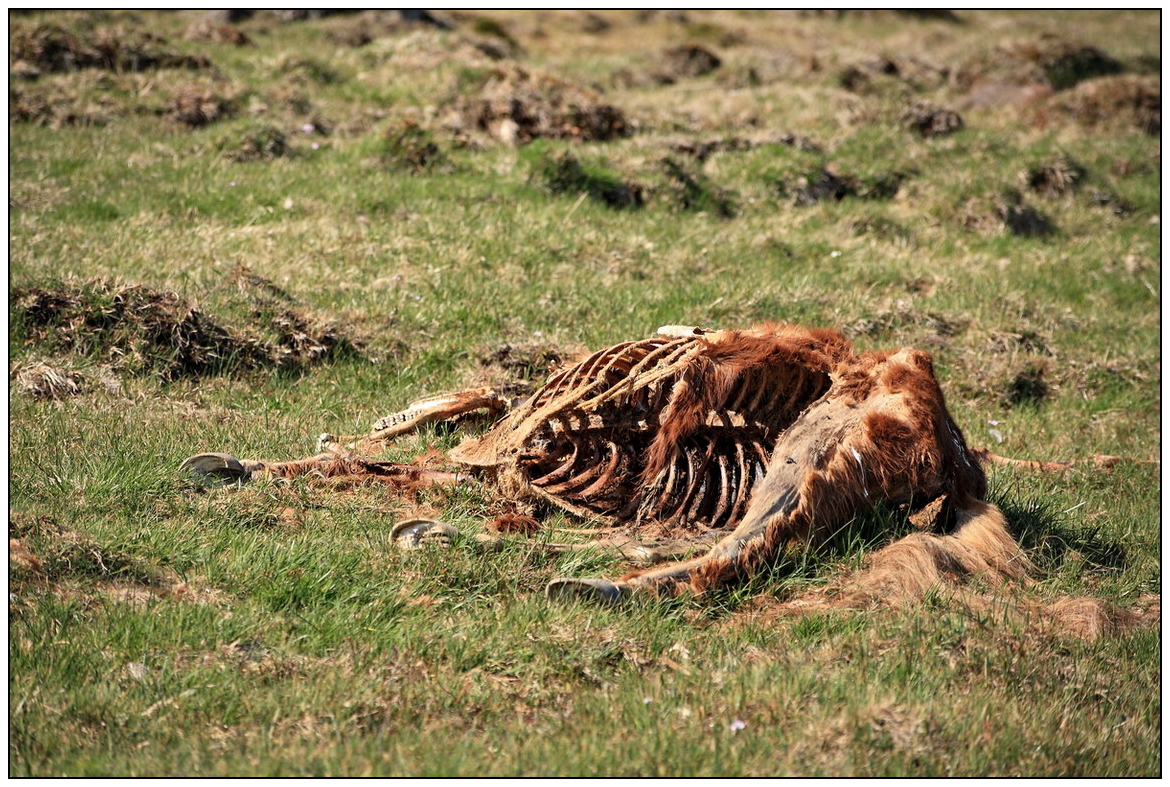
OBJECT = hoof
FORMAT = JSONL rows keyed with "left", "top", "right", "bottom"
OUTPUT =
{"left": 181, "top": 453, "right": 255, "bottom": 487}
{"left": 546, "top": 577, "right": 627, "bottom": 605}
{"left": 390, "top": 518, "right": 459, "bottom": 550}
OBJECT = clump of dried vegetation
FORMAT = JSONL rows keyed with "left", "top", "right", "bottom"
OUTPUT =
{"left": 165, "top": 84, "right": 232, "bottom": 128}
{"left": 182, "top": 19, "right": 252, "bottom": 47}
{"left": 12, "top": 361, "right": 89, "bottom": 400}
{"left": 223, "top": 125, "right": 288, "bottom": 161}
{"left": 10, "top": 273, "right": 360, "bottom": 382}
{"left": 776, "top": 166, "right": 908, "bottom": 206}
{"left": 9, "top": 22, "right": 211, "bottom": 77}
{"left": 1021, "top": 154, "right": 1085, "bottom": 197}
{"left": 451, "top": 65, "right": 631, "bottom": 144}
{"left": 902, "top": 101, "right": 964, "bottom": 138}
{"left": 380, "top": 120, "right": 448, "bottom": 172}
{"left": 9, "top": 75, "right": 123, "bottom": 127}
{"left": 660, "top": 44, "right": 722, "bottom": 79}
{"left": 1044, "top": 75, "right": 1160, "bottom": 135}
{"left": 954, "top": 35, "right": 1122, "bottom": 93}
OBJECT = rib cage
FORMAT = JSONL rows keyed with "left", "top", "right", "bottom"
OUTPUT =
{"left": 450, "top": 325, "right": 847, "bottom": 532}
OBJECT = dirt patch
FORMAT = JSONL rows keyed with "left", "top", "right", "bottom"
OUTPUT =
{"left": 223, "top": 265, "right": 364, "bottom": 368}
{"left": 902, "top": 100, "right": 964, "bottom": 138}
{"left": 464, "top": 16, "right": 523, "bottom": 60}
{"left": 9, "top": 23, "right": 211, "bottom": 77}
{"left": 11, "top": 280, "right": 265, "bottom": 380}
{"left": 838, "top": 56, "right": 899, "bottom": 93}
{"left": 451, "top": 65, "right": 631, "bottom": 144}
{"left": 1043, "top": 75, "right": 1160, "bottom": 135}
{"left": 11, "top": 274, "right": 361, "bottom": 381}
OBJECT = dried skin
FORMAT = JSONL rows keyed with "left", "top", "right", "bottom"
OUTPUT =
{"left": 194, "top": 323, "right": 1155, "bottom": 619}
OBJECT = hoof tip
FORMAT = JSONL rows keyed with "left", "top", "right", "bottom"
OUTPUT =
{"left": 391, "top": 518, "right": 458, "bottom": 549}
{"left": 546, "top": 578, "right": 626, "bottom": 605}
{"left": 180, "top": 453, "right": 252, "bottom": 486}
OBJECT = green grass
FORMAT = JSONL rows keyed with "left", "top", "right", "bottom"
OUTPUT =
{"left": 8, "top": 9, "right": 1161, "bottom": 777}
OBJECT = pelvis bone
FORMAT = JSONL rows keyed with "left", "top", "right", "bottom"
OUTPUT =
{"left": 184, "top": 323, "right": 1031, "bottom": 605}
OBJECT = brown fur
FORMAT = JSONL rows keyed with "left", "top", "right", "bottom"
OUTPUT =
{"left": 487, "top": 513, "right": 542, "bottom": 535}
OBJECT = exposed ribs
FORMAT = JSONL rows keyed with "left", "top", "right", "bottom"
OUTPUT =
{"left": 449, "top": 324, "right": 849, "bottom": 535}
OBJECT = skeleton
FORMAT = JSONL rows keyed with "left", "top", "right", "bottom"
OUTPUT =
{"left": 184, "top": 323, "right": 1036, "bottom": 605}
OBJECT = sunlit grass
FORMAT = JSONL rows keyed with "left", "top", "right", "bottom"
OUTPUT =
{"left": 8, "top": 8, "right": 1159, "bottom": 777}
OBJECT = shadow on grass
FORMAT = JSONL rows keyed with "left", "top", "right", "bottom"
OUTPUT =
{"left": 989, "top": 488, "right": 1128, "bottom": 572}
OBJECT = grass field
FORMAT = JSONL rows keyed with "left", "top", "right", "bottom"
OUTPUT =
{"left": 8, "top": 9, "right": 1161, "bottom": 776}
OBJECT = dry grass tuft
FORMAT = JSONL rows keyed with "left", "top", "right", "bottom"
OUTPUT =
{"left": 13, "top": 361, "right": 87, "bottom": 399}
